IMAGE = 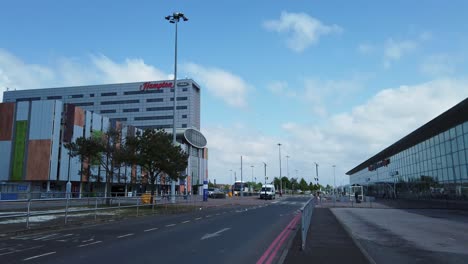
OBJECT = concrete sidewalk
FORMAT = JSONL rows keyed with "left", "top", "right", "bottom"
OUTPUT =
{"left": 284, "top": 208, "right": 369, "bottom": 264}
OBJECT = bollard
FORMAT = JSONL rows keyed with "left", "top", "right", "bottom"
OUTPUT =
{"left": 136, "top": 197, "right": 140, "bottom": 216}
{"left": 94, "top": 197, "right": 98, "bottom": 221}
{"left": 64, "top": 196, "right": 70, "bottom": 224}
{"left": 26, "top": 199, "right": 31, "bottom": 229}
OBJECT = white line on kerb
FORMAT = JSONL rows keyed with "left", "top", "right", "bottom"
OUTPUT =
{"left": 23, "top": 251, "right": 56, "bottom": 261}
{"left": 181, "top": 220, "right": 190, "bottom": 224}
{"left": 117, "top": 233, "right": 134, "bottom": 239}
{"left": 144, "top": 228, "right": 159, "bottom": 232}
{"left": 78, "top": 241, "right": 102, "bottom": 248}
{"left": 166, "top": 224, "right": 176, "bottom": 227}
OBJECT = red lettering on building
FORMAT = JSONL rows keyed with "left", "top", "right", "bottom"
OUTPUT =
{"left": 139, "top": 82, "right": 174, "bottom": 91}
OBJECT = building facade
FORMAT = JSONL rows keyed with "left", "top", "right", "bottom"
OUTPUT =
{"left": 1, "top": 79, "right": 208, "bottom": 198}
{"left": 3, "top": 79, "right": 201, "bottom": 130}
{"left": 346, "top": 97, "right": 468, "bottom": 200}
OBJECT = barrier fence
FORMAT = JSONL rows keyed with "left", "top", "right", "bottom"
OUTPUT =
{"left": 300, "top": 197, "right": 315, "bottom": 250}
{"left": 0, "top": 193, "right": 205, "bottom": 230}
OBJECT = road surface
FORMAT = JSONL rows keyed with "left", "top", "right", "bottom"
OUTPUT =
{"left": 0, "top": 196, "right": 309, "bottom": 264}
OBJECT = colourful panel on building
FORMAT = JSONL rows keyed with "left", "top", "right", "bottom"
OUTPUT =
{"left": 74, "top": 107, "right": 85, "bottom": 127}
{"left": 12, "top": 121, "right": 28, "bottom": 181}
{"left": 16, "top": 102, "right": 29, "bottom": 121}
{"left": 0, "top": 103, "right": 15, "bottom": 140}
{"left": 0, "top": 141, "right": 12, "bottom": 181}
{"left": 26, "top": 140, "right": 51, "bottom": 181}
{"left": 29, "top": 100, "right": 55, "bottom": 140}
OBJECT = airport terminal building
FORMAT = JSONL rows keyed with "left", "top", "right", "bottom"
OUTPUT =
{"left": 346, "top": 97, "right": 468, "bottom": 200}
{"left": 1, "top": 79, "right": 208, "bottom": 197}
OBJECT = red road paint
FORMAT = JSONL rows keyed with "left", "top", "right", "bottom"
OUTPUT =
{"left": 256, "top": 213, "right": 302, "bottom": 264}
{"left": 265, "top": 215, "right": 301, "bottom": 264}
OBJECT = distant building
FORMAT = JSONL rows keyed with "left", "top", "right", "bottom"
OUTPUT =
{"left": 1, "top": 79, "right": 208, "bottom": 198}
{"left": 346, "top": 97, "right": 468, "bottom": 200}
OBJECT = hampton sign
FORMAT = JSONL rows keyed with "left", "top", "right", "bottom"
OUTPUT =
{"left": 139, "top": 82, "right": 173, "bottom": 91}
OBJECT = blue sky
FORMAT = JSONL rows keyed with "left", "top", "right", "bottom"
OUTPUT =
{"left": 1, "top": 1, "right": 468, "bottom": 186}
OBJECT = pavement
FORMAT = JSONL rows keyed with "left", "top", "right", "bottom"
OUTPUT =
{"left": 284, "top": 208, "right": 369, "bottom": 264}
{"left": 0, "top": 196, "right": 310, "bottom": 264}
{"left": 332, "top": 208, "right": 468, "bottom": 264}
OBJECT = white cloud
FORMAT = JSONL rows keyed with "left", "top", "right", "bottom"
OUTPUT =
{"left": 182, "top": 62, "right": 251, "bottom": 108}
{"left": 0, "top": 49, "right": 171, "bottom": 102}
{"left": 358, "top": 43, "right": 375, "bottom": 54}
{"left": 267, "top": 81, "right": 296, "bottom": 97}
{"left": 420, "top": 54, "right": 457, "bottom": 77}
{"left": 383, "top": 38, "right": 417, "bottom": 68}
{"left": 204, "top": 78, "right": 468, "bottom": 186}
{"left": 263, "top": 11, "right": 342, "bottom": 52}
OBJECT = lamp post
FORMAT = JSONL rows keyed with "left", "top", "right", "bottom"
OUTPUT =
{"left": 314, "top": 162, "right": 319, "bottom": 191}
{"left": 240, "top": 156, "right": 243, "bottom": 197}
{"left": 165, "top": 12, "right": 188, "bottom": 203}
{"left": 278, "top": 143, "right": 283, "bottom": 195}
{"left": 333, "top": 165, "right": 336, "bottom": 196}
{"left": 251, "top": 165, "right": 254, "bottom": 192}
{"left": 286, "top": 155, "right": 290, "bottom": 178}
{"left": 263, "top": 162, "right": 267, "bottom": 198}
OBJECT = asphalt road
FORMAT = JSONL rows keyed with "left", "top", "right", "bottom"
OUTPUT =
{"left": 0, "top": 196, "right": 310, "bottom": 264}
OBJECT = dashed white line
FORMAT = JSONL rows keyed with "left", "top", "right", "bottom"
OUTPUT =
{"left": 144, "top": 228, "right": 159, "bottom": 232}
{"left": 205, "top": 215, "right": 212, "bottom": 218}
{"left": 0, "top": 246, "right": 44, "bottom": 256}
{"left": 33, "top": 233, "right": 58, "bottom": 241}
{"left": 194, "top": 217, "right": 202, "bottom": 220}
{"left": 23, "top": 251, "right": 56, "bottom": 261}
{"left": 117, "top": 233, "right": 134, "bottom": 239}
{"left": 78, "top": 241, "right": 102, "bottom": 248}
{"left": 81, "top": 238, "right": 94, "bottom": 243}
{"left": 166, "top": 224, "right": 176, "bottom": 227}
{"left": 181, "top": 220, "right": 190, "bottom": 224}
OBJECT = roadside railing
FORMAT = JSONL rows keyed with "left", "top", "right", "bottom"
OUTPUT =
{"left": 300, "top": 197, "right": 315, "bottom": 250}
{"left": 0, "top": 194, "right": 205, "bottom": 230}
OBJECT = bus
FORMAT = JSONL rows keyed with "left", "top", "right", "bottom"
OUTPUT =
{"left": 232, "top": 181, "right": 249, "bottom": 196}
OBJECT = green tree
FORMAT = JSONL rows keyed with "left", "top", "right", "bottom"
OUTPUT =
{"left": 299, "top": 178, "right": 308, "bottom": 191}
{"left": 124, "top": 129, "right": 188, "bottom": 204}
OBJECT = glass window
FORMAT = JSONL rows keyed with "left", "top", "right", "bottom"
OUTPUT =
{"left": 456, "top": 124, "right": 463, "bottom": 137}
{"left": 450, "top": 127, "right": 456, "bottom": 139}
{"left": 47, "top": 95, "right": 62, "bottom": 99}
{"left": 123, "top": 108, "right": 139, "bottom": 112}
{"left": 101, "top": 99, "right": 139, "bottom": 105}
{"left": 71, "top": 94, "right": 84, "bottom": 98}
{"left": 90, "top": 94, "right": 95, "bottom": 97}
{"left": 100, "top": 109, "right": 116, "bottom": 113}
{"left": 463, "top": 122, "right": 468, "bottom": 134}
{"left": 146, "top": 98, "right": 164, "bottom": 102}
{"left": 182, "top": 88, "right": 188, "bottom": 92}
{"left": 134, "top": 115, "right": 173, "bottom": 121}
{"left": 459, "top": 150, "right": 467, "bottom": 165}
{"left": 460, "top": 165, "right": 467, "bottom": 180}
{"left": 73, "top": 102, "right": 94, "bottom": 106}
{"left": 182, "top": 114, "right": 187, "bottom": 118}
{"left": 101, "top": 92, "right": 117, "bottom": 96}
{"left": 451, "top": 138, "right": 458, "bottom": 152}
{"left": 124, "top": 90, "right": 163, "bottom": 95}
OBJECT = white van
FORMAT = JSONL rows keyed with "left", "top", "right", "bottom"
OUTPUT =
{"left": 260, "top": 184, "right": 276, "bottom": 200}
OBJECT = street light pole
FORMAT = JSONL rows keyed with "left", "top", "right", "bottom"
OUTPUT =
{"left": 333, "top": 165, "right": 336, "bottom": 196}
{"left": 278, "top": 143, "right": 282, "bottom": 195}
{"left": 240, "top": 156, "right": 243, "bottom": 197}
{"left": 314, "top": 162, "right": 319, "bottom": 191}
{"left": 286, "top": 155, "right": 290, "bottom": 178}
{"left": 166, "top": 12, "right": 188, "bottom": 203}
{"left": 251, "top": 165, "right": 254, "bottom": 192}
{"left": 263, "top": 162, "right": 267, "bottom": 198}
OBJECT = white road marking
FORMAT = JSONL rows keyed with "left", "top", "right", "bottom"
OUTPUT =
{"left": 215, "top": 213, "right": 220, "bottom": 216}
{"left": 272, "top": 201, "right": 279, "bottom": 204}
{"left": 166, "top": 224, "right": 176, "bottom": 227}
{"left": 206, "top": 215, "right": 212, "bottom": 218}
{"left": 77, "top": 241, "right": 102, "bottom": 247}
{"left": 144, "top": 228, "right": 159, "bottom": 232}
{"left": 200, "top": 228, "right": 231, "bottom": 240}
{"left": 33, "top": 233, "right": 59, "bottom": 241}
{"left": 81, "top": 238, "right": 94, "bottom": 243}
{"left": 181, "top": 220, "right": 190, "bottom": 224}
{"left": 117, "top": 233, "right": 134, "bottom": 239}
{"left": 0, "top": 246, "right": 44, "bottom": 256}
{"left": 23, "top": 251, "right": 56, "bottom": 261}
{"left": 194, "top": 217, "right": 202, "bottom": 220}
{"left": 222, "top": 212, "right": 227, "bottom": 214}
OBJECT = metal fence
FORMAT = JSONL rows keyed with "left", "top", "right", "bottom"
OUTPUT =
{"left": 0, "top": 194, "right": 205, "bottom": 230}
{"left": 300, "top": 197, "right": 315, "bottom": 250}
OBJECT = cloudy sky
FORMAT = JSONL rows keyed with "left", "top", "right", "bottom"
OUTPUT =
{"left": 1, "top": 1, "right": 468, "bottom": 186}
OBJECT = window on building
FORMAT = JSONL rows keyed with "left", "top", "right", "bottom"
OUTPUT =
{"left": 182, "top": 124, "right": 187, "bottom": 128}
{"left": 90, "top": 94, "right": 95, "bottom": 97}
{"left": 47, "top": 96, "right": 62, "bottom": 100}
{"left": 182, "top": 88, "right": 188, "bottom": 92}
{"left": 146, "top": 98, "right": 164, "bottom": 102}
{"left": 147, "top": 106, "right": 173, "bottom": 111}
{"left": 71, "top": 94, "right": 84, "bottom": 98}
{"left": 124, "top": 90, "right": 163, "bottom": 95}
{"left": 177, "top": 105, "right": 187, "bottom": 110}
{"left": 100, "top": 109, "right": 117, "bottom": 114}
{"left": 170, "top": 97, "right": 188, "bottom": 101}
{"left": 101, "top": 92, "right": 117, "bottom": 96}
{"left": 16, "top": 97, "right": 41, "bottom": 102}
{"left": 134, "top": 115, "right": 173, "bottom": 121}
{"left": 110, "top": 117, "right": 128, "bottom": 122}
{"left": 182, "top": 114, "right": 187, "bottom": 118}
{"left": 101, "top": 99, "right": 139, "bottom": 105}
{"left": 72, "top": 102, "right": 94, "bottom": 106}
{"left": 123, "top": 108, "right": 139, "bottom": 112}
